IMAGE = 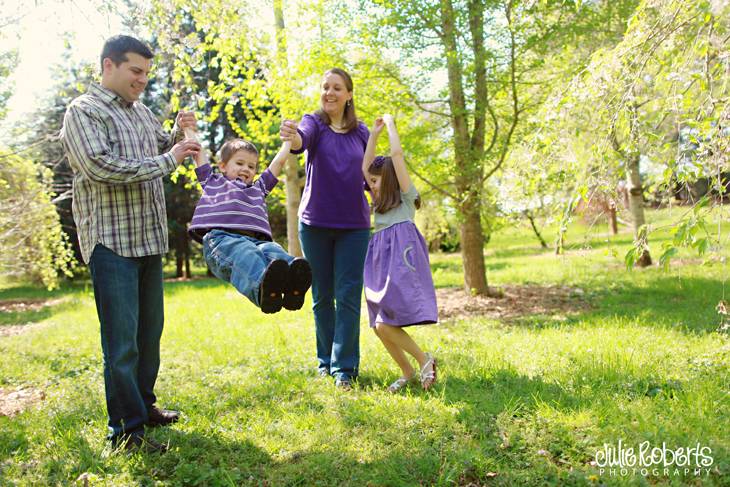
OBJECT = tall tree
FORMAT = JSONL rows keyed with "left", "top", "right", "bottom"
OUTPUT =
{"left": 363, "top": 0, "right": 639, "bottom": 293}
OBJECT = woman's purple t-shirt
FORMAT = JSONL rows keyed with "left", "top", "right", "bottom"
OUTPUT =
{"left": 292, "top": 113, "right": 370, "bottom": 229}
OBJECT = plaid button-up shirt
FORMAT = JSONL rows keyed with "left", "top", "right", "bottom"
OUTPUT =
{"left": 60, "top": 83, "right": 181, "bottom": 264}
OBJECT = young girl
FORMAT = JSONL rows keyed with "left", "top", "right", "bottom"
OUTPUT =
{"left": 187, "top": 130, "right": 312, "bottom": 314}
{"left": 362, "top": 114, "right": 438, "bottom": 393}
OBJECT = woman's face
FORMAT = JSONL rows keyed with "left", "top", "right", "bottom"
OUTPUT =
{"left": 320, "top": 72, "right": 352, "bottom": 119}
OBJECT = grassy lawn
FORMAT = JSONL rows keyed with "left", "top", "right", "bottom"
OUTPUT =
{"left": 1, "top": 208, "right": 728, "bottom": 485}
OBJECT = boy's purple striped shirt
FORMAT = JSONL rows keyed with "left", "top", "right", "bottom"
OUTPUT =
{"left": 189, "top": 164, "right": 278, "bottom": 242}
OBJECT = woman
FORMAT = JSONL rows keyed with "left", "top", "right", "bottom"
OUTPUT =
{"left": 280, "top": 68, "right": 370, "bottom": 389}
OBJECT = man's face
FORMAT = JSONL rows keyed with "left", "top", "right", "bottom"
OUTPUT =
{"left": 102, "top": 52, "right": 152, "bottom": 103}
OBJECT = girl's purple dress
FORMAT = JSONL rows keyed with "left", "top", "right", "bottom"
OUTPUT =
{"left": 364, "top": 184, "right": 438, "bottom": 328}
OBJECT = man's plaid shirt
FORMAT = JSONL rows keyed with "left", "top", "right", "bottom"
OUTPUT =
{"left": 60, "top": 83, "right": 181, "bottom": 264}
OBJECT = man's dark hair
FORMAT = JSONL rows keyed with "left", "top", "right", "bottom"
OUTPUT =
{"left": 100, "top": 35, "right": 153, "bottom": 72}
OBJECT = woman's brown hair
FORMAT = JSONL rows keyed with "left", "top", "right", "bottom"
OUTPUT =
{"left": 369, "top": 156, "right": 421, "bottom": 214}
{"left": 315, "top": 67, "right": 359, "bottom": 133}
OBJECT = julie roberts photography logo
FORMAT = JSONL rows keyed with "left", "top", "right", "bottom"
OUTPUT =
{"left": 594, "top": 440, "right": 713, "bottom": 477}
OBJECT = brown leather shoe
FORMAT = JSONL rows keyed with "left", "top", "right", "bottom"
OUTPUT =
{"left": 147, "top": 406, "right": 180, "bottom": 427}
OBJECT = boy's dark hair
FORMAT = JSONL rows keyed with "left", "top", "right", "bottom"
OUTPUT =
{"left": 100, "top": 35, "right": 153, "bottom": 72}
{"left": 219, "top": 138, "right": 259, "bottom": 169}
{"left": 369, "top": 156, "right": 421, "bottom": 214}
{"left": 315, "top": 67, "right": 359, "bottom": 133}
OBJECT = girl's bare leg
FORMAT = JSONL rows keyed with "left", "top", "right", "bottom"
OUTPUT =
{"left": 375, "top": 323, "right": 428, "bottom": 369}
{"left": 373, "top": 323, "right": 416, "bottom": 378}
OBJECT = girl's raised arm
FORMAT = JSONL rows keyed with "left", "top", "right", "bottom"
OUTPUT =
{"left": 383, "top": 114, "right": 411, "bottom": 192}
{"left": 362, "top": 117, "right": 385, "bottom": 179}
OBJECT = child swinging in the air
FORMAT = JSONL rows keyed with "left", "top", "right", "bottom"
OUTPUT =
{"left": 362, "top": 114, "right": 439, "bottom": 393}
{"left": 187, "top": 130, "right": 311, "bottom": 314}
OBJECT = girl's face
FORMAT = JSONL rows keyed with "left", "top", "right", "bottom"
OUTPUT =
{"left": 219, "top": 150, "right": 258, "bottom": 183}
{"left": 367, "top": 172, "right": 382, "bottom": 199}
{"left": 320, "top": 72, "right": 352, "bottom": 118}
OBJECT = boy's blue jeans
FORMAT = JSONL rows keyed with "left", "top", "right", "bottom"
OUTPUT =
{"left": 298, "top": 222, "right": 370, "bottom": 381}
{"left": 88, "top": 244, "right": 164, "bottom": 441}
{"left": 203, "top": 229, "right": 294, "bottom": 306}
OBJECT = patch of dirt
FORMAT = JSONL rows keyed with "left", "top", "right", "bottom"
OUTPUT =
{"left": 0, "top": 298, "right": 64, "bottom": 313}
{"left": 437, "top": 285, "right": 591, "bottom": 322}
{"left": 0, "top": 387, "right": 45, "bottom": 417}
{"left": 0, "top": 323, "right": 48, "bottom": 338}
{"left": 0, "top": 298, "right": 65, "bottom": 337}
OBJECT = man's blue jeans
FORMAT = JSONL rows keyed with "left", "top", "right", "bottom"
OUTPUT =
{"left": 203, "top": 230, "right": 294, "bottom": 306}
{"left": 88, "top": 244, "right": 164, "bottom": 440}
{"left": 299, "top": 223, "right": 370, "bottom": 381}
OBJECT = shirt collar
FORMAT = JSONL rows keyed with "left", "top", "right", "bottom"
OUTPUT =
{"left": 88, "top": 83, "right": 135, "bottom": 108}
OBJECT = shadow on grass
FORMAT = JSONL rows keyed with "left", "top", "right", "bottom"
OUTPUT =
{"left": 432, "top": 259, "right": 508, "bottom": 274}
{"left": 0, "top": 298, "right": 80, "bottom": 328}
{"left": 163, "top": 277, "right": 227, "bottom": 296}
{"left": 0, "top": 419, "right": 28, "bottom": 462}
{"left": 137, "top": 429, "right": 272, "bottom": 485}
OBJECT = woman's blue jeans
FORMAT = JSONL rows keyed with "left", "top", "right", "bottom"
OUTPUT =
{"left": 203, "top": 229, "right": 294, "bottom": 306}
{"left": 299, "top": 222, "right": 370, "bottom": 381}
{"left": 88, "top": 244, "right": 164, "bottom": 440}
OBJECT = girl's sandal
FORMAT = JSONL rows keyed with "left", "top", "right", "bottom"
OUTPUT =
{"left": 387, "top": 374, "right": 415, "bottom": 393}
{"left": 420, "top": 353, "right": 437, "bottom": 390}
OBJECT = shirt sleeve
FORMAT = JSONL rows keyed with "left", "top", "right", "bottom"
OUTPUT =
{"left": 358, "top": 122, "right": 370, "bottom": 150}
{"left": 61, "top": 104, "right": 177, "bottom": 185}
{"left": 194, "top": 164, "right": 214, "bottom": 187}
{"left": 256, "top": 169, "right": 279, "bottom": 196}
{"left": 401, "top": 183, "right": 419, "bottom": 203}
{"left": 290, "top": 113, "right": 320, "bottom": 155}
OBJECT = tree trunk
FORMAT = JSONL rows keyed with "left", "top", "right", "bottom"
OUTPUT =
{"left": 524, "top": 210, "right": 548, "bottom": 248}
{"left": 274, "top": 0, "right": 302, "bottom": 257}
{"left": 626, "top": 154, "right": 652, "bottom": 266}
{"left": 185, "top": 247, "right": 191, "bottom": 279}
{"left": 608, "top": 201, "right": 618, "bottom": 235}
{"left": 285, "top": 154, "right": 302, "bottom": 256}
{"left": 175, "top": 253, "right": 183, "bottom": 278}
{"left": 459, "top": 198, "right": 488, "bottom": 295}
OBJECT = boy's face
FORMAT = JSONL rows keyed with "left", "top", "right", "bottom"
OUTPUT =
{"left": 219, "top": 150, "right": 258, "bottom": 183}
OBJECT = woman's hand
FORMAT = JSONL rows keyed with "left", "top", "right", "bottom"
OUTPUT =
{"left": 280, "top": 119, "right": 299, "bottom": 141}
{"left": 382, "top": 113, "right": 395, "bottom": 128}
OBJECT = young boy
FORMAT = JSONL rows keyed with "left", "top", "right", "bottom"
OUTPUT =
{"left": 188, "top": 135, "right": 311, "bottom": 314}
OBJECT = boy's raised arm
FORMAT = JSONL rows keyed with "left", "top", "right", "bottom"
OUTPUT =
{"left": 183, "top": 126, "right": 209, "bottom": 167}
{"left": 267, "top": 140, "right": 293, "bottom": 178}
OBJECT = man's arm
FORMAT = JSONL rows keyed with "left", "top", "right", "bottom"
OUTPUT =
{"left": 62, "top": 104, "right": 199, "bottom": 184}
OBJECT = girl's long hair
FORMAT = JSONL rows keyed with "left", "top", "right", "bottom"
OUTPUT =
{"left": 315, "top": 67, "right": 359, "bottom": 133}
{"left": 369, "top": 156, "right": 421, "bottom": 214}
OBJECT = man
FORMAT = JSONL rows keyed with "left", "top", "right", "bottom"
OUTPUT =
{"left": 60, "top": 35, "right": 200, "bottom": 452}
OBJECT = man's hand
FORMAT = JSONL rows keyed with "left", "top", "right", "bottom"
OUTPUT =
{"left": 176, "top": 111, "right": 197, "bottom": 130}
{"left": 171, "top": 139, "right": 201, "bottom": 164}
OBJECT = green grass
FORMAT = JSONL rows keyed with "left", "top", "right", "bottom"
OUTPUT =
{"left": 1, "top": 208, "right": 728, "bottom": 485}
